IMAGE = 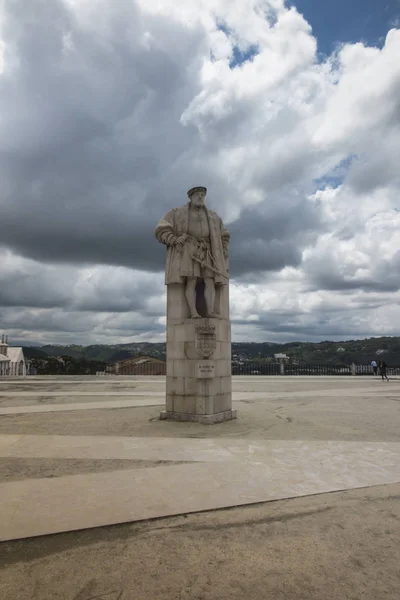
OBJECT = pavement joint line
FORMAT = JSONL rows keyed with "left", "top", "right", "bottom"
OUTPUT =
{"left": 1, "top": 376, "right": 400, "bottom": 541}
{"left": 2, "top": 445, "right": 400, "bottom": 541}
{"left": 0, "top": 399, "right": 164, "bottom": 415}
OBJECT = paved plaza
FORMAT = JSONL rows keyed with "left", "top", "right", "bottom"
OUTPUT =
{"left": 1, "top": 375, "right": 400, "bottom": 599}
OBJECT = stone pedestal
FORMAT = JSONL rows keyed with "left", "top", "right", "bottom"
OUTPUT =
{"left": 160, "top": 283, "right": 236, "bottom": 424}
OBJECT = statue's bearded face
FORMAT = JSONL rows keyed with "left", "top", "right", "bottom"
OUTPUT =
{"left": 190, "top": 190, "right": 206, "bottom": 207}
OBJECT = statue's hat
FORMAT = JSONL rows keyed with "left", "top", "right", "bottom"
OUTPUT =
{"left": 187, "top": 186, "right": 207, "bottom": 198}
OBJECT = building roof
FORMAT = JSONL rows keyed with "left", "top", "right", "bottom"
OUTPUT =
{"left": 116, "top": 355, "right": 165, "bottom": 365}
{"left": 0, "top": 354, "right": 10, "bottom": 362}
{"left": 7, "top": 347, "right": 25, "bottom": 363}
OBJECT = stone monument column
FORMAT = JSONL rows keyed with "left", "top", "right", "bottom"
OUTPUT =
{"left": 155, "top": 186, "right": 237, "bottom": 424}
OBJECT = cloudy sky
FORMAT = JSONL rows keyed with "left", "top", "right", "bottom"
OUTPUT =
{"left": 0, "top": 0, "right": 399, "bottom": 346}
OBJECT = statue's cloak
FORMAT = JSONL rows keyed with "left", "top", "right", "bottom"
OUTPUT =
{"left": 155, "top": 203, "right": 230, "bottom": 285}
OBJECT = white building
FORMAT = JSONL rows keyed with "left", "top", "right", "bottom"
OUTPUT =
{"left": 274, "top": 353, "right": 289, "bottom": 361}
{"left": 0, "top": 335, "right": 27, "bottom": 377}
{"left": 0, "top": 354, "right": 10, "bottom": 377}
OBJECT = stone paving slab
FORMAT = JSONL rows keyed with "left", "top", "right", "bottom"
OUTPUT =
{"left": 0, "top": 399, "right": 163, "bottom": 415}
{"left": 2, "top": 439, "right": 400, "bottom": 540}
{"left": 1, "top": 376, "right": 400, "bottom": 542}
{"left": 0, "top": 434, "right": 232, "bottom": 462}
{"left": 0, "top": 385, "right": 393, "bottom": 415}
{"left": 0, "top": 391, "right": 165, "bottom": 396}
{"left": 1, "top": 434, "right": 400, "bottom": 465}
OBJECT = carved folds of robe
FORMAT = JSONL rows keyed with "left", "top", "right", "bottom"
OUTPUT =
{"left": 155, "top": 203, "right": 230, "bottom": 285}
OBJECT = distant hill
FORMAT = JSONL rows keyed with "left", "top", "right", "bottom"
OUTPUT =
{"left": 233, "top": 337, "right": 400, "bottom": 365}
{"left": 231, "top": 337, "right": 400, "bottom": 365}
{"left": 21, "top": 336, "right": 400, "bottom": 365}
{"left": 34, "top": 342, "right": 167, "bottom": 363}
{"left": 22, "top": 347, "right": 50, "bottom": 360}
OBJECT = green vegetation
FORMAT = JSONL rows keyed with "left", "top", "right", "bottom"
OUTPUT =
{"left": 22, "top": 336, "right": 400, "bottom": 368}
{"left": 24, "top": 342, "right": 166, "bottom": 363}
{"left": 27, "top": 355, "right": 107, "bottom": 375}
{"left": 232, "top": 337, "right": 400, "bottom": 365}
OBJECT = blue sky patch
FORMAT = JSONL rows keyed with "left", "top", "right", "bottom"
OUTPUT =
{"left": 230, "top": 44, "right": 259, "bottom": 68}
{"left": 314, "top": 154, "right": 359, "bottom": 191}
{"left": 217, "top": 21, "right": 260, "bottom": 68}
{"left": 291, "top": 0, "right": 399, "bottom": 56}
{"left": 218, "top": 1, "right": 399, "bottom": 68}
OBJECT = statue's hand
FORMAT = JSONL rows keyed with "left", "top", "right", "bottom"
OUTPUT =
{"left": 175, "top": 235, "right": 187, "bottom": 248}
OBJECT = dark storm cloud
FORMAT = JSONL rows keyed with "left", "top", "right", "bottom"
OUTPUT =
{"left": 0, "top": 305, "right": 165, "bottom": 339}
{"left": 0, "top": 0, "right": 208, "bottom": 270}
{"left": 72, "top": 274, "right": 163, "bottom": 313}
{"left": 0, "top": 262, "right": 71, "bottom": 308}
{"left": 1, "top": 0, "right": 399, "bottom": 346}
{"left": 305, "top": 247, "right": 400, "bottom": 293}
{"left": 0, "top": 253, "right": 164, "bottom": 312}
{"left": 232, "top": 299, "right": 390, "bottom": 341}
{"left": 0, "top": 0, "right": 320, "bottom": 282}
{"left": 346, "top": 149, "right": 400, "bottom": 195}
{"left": 228, "top": 197, "right": 321, "bottom": 275}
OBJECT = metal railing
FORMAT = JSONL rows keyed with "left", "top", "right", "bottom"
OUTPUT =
{"left": 232, "top": 362, "right": 280, "bottom": 375}
{"left": 355, "top": 365, "right": 400, "bottom": 377}
{"left": 115, "top": 362, "right": 166, "bottom": 376}
{"left": 284, "top": 364, "right": 352, "bottom": 376}
{"left": 235, "top": 363, "right": 399, "bottom": 376}
{"left": 233, "top": 363, "right": 353, "bottom": 376}
{"left": 236, "top": 363, "right": 400, "bottom": 376}
{"left": 106, "top": 361, "right": 400, "bottom": 377}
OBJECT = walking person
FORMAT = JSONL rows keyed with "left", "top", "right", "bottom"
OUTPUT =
{"left": 379, "top": 360, "right": 389, "bottom": 382}
{"left": 371, "top": 359, "right": 378, "bottom": 375}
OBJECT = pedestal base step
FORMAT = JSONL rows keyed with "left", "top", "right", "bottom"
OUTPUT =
{"left": 160, "top": 409, "right": 237, "bottom": 425}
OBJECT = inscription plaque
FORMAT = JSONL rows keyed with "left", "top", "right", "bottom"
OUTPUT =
{"left": 196, "top": 361, "right": 215, "bottom": 379}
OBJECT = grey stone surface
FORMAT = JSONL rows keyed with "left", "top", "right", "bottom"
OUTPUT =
{"left": 2, "top": 485, "right": 400, "bottom": 600}
{"left": 3, "top": 375, "right": 400, "bottom": 542}
{"left": 160, "top": 409, "right": 237, "bottom": 424}
{"left": 196, "top": 360, "right": 216, "bottom": 378}
{"left": 155, "top": 187, "right": 234, "bottom": 423}
{"left": 2, "top": 376, "right": 400, "bottom": 547}
{"left": 155, "top": 187, "right": 229, "bottom": 302}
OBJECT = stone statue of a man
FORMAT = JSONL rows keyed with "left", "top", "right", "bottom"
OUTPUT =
{"left": 155, "top": 187, "right": 230, "bottom": 318}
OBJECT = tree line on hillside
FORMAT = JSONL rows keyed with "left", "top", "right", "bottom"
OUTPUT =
{"left": 22, "top": 336, "right": 400, "bottom": 369}
{"left": 28, "top": 355, "right": 107, "bottom": 375}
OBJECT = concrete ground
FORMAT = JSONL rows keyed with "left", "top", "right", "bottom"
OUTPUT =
{"left": 1, "top": 375, "right": 400, "bottom": 599}
{"left": 1, "top": 375, "right": 399, "bottom": 441}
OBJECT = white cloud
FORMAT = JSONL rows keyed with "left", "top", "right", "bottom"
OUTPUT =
{"left": 0, "top": 0, "right": 399, "bottom": 344}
